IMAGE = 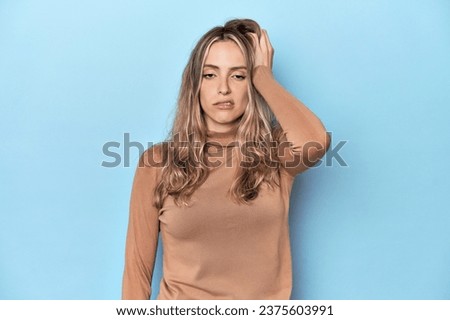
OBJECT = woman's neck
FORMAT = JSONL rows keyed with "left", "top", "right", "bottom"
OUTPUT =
{"left": 206, "top": 122, "right": 239, "bottom": 144}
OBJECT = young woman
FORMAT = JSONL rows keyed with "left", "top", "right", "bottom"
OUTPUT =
{"left": 122, "top": 19, "right": 330, "bottom": 300}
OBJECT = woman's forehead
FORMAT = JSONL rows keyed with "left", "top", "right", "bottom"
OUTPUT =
{"left": 203, "top": 40, "right": 246, "bottom": 68}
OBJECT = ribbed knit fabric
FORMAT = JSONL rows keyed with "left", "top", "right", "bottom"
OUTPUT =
{"left": 122, "top": 66, "right": 327, "bottom": 299}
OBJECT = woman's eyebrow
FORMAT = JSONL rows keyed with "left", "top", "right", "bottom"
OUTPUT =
{"left": 203, "top": 64, "right": 247, "bottom": 71}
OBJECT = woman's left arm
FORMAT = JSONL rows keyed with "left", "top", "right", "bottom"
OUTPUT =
{"left": 251, "top": 30, "right": 331, "bottom": 177}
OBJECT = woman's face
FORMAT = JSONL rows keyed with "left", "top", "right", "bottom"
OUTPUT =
{"left": 199, "top": 40, "right": 249, "bottom": 133}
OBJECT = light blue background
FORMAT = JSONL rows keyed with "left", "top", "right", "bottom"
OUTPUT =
{"left": 1, "top": 0, "right": 449, "bottom": 299}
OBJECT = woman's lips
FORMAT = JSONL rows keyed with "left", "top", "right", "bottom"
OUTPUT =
{"left": 214, "top": 101, "right": 234, "bottom": 109}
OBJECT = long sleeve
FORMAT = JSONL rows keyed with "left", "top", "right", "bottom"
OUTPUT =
{"left": 122, "top": 146, "right": 162, "bottom": 300}
{"left": 252, "top": 65, "right": 331, "bottom": 177}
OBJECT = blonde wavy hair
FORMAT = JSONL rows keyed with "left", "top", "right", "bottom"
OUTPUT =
{"left": 154, "top": 18, "right": 285, "bottom": 209}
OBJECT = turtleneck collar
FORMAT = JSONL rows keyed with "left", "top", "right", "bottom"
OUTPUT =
{"left": 206, "top": 122, "right": 239, "bottom": 144}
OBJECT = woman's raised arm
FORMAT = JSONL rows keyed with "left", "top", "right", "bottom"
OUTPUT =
{"left": 251, "top": 30, "right": 330, "bottom": 176}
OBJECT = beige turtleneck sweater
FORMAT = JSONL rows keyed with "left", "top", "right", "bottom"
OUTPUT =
{"left": 122, "top": 66, "right": 329, "bottom": 300}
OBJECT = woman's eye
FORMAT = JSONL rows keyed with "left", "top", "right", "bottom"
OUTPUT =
{"left": 202, "top": 73, "right": 215, "bottom": 79}
{"left": 232, "top": 74, "right": 246, "bottom": 80}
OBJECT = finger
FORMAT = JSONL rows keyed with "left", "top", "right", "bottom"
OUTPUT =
{"left": 258, "top": 31, "right": 266, "bottom": 55}
{"left": 263, "top": 30, "right": 273, "bottom": 49}
{"left": 249, "top": 32, "right": 260, "bottom": 50}
{"left": 263, "top": 30, "right": 274, "bottom": 57}
{"left": 260, "top": 30, "right": 272, "bottom": 67}
{"left": 262, "top": 30, "right": 272, "bottom": 57}
{"left": 263, "top": 30, "right": 274, "bottom": 68}
{"left": 260, "top": 29, "right": 268, "bottom": 50}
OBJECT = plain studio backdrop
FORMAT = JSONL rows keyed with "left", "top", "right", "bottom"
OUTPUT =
{"left": 0, "top": 0, "right": 449, "bottom": 299}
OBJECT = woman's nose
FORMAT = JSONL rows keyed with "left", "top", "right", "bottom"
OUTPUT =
{"left": 218, "top": 78, "right": 230, "bottom": 95}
